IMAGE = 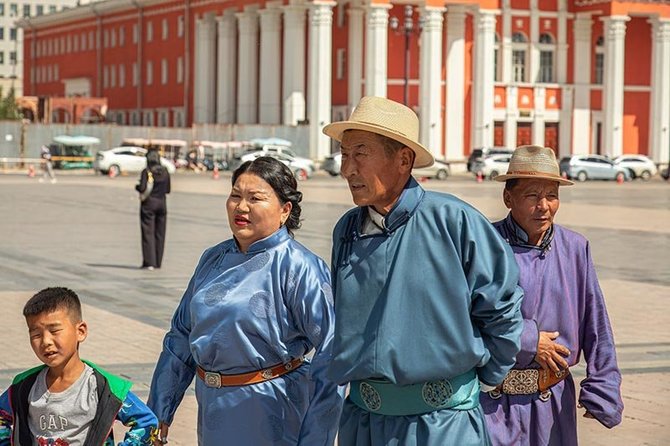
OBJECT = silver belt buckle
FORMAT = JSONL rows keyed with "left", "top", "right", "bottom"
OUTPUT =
{"left": 204, "top": 371, "right": 222, "bottom": 388}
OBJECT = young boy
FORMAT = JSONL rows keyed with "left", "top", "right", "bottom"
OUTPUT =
{"left": 0, "top": 287, "right": 158, "bottom": 446}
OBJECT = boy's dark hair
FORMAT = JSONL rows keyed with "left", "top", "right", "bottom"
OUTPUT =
{"left": 23, "top": 287, "right": 83, "bottom": 322}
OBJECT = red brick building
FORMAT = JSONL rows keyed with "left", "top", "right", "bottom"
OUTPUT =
{"left": 19, "top": 0, "right": 670, "bottom": 164}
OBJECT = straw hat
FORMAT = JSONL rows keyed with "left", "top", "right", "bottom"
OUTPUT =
{"left": 495, "top": 145, "right": 574, "bottom": 186}
{"left": 322, "top": 96, "right": 435, "bottom": 168}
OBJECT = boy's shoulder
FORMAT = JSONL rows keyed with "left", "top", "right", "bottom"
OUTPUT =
{"left": 11, "top": 364, "right": 47, "bottom": 386}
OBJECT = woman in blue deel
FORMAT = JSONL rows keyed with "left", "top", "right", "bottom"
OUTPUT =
{"left": 148, "top": 156, "right": 343, "bottom": 445}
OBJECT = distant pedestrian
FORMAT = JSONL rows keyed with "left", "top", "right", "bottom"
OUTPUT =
{"left": 39, "top": 144, "right": 56, "bottom": 183}
{"left": 481, "top": 145, "right": 623, "bottom": 445}
{"left": 136, "top": 150, "right": 171, "bottom": 270}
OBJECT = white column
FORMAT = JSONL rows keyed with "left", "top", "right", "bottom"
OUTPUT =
{"left": 532, "top": 86, "right": 545, "bottom": 146}
{"left": 505, "top": 86, "right": 517, "bottom": 149}
{"left": 472, "top": 10, "right": 496, "bottom": 148}
{"left": 236, "top": 9, "right": 259, "bottom": 124}
{"left": 216, "top": 12, "right": 236, "bottom": 124}
{"left": 282, "top": 4, "right": 307, "bottom": 126}
{"left": 419, "top": 6, "right": 444, "bottom": 157}
{"left": 501, "top": 0, "right": 512, "bottom": 84}
{"left": 365, "top": 4, "right": 390, "bottom": 97}
{"left": 259, "top": 7, "right": 282, "bottom": 124}
{"left": 649, "top": 18, "right": 670, "bottom": 164}
{"left": 348, "top": 6, "right": 364, "bottom": 113}
{"left": 193, "top": 14, "right": 216, "bottom": 124}
{"left": 601, "top": 15, "right": 629, "bottom": 158}
{"left": 308, "top": 1, "right": 335, "bottom": 160}
{"left": 445, "top": 6, "right": 466, "bottom": 160}
{"left": 556, "top": 0, "right": 568, "bottom": 84}
{"left": 571, "top": 14, "right": 592, "bottom": 155}
{"left": 559, "top": 86, "right": 573, "bottom": 157}
{"left": 529, "top": 0, "right": 539, "bottom": 83}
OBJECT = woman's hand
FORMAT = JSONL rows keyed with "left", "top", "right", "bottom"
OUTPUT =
{"left": 154, "top": 422, "right": 169, "bottom": 446}
{"left": 534, "top": 331, "right": 570, "bottom": 372}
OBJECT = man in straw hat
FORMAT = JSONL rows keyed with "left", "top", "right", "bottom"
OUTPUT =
{"left": 480, "top": 145, "right": 623, "bottom": 445}
{"left": 323, "top": 96, "right": 524, "bottom": 445}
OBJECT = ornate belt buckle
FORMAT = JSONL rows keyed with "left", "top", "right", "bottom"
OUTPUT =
{"left": 261, "top": 369, "right": 274, "bottom": 380}
{"left": 204, "top": 372, "right": 222, "bottom": 388}
{"left": 284, "top": 361, "right": 294, "bottom": 371}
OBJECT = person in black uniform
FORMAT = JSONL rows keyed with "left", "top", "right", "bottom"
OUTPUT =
{"left": 136, "top": 150, "right": 171, "bottom": 270}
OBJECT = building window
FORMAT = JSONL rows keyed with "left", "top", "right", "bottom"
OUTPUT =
{"left": 103, "top": 66, "right": 109, "bottom": 88}
{"left": 132, "top": 62, "right": 138, "bottom": 86}
{"left": 47, "top": 65, "right": 53, "bottom": 82}
{"left": 10, "top": 28, "right": 16, "bottom": 41}
{"left": 89, "top": 31, "right": 94, "bottom": 50}
{"left": 104, "top": 30, "right": 109, "bottom": 48}
{"left": 49, "top": 5, "right": 57, "bottom": 14}
{"left": 158, "top": 110, "right": 168, "bottom": 127}
{"left": 538, "top": 33, "right": 554, "bottom": 83}
{"left": 146, "top": 21, "right": 153, "bottom": 42}
{"left": 9, "top": 4, "right": 18, "bottom": 18}
{"left": 539, "top": 51, "right": 554, "bottom": 83}
{"left": 161, "top": 59, "right": 168, "bottom": 84}
{"left": 119, "top": 26, "right": 125, "bottom": 46}
{"left": 336, "top": 48, "right": 345, "bottom": 80}
{"left": 177, "top": 57, "right": 183, "bottom": 83}
{"left": 119, "top": 64, "right": 125, "bottom": 87}
{"left": 0, "top": 28, "right": 4, "bottom": 40}
{"left": 0, "top": 52, "right": 4, "bottom": 65}
{"left": 54, "top": 64, "right": 59, "bottom": 81}
{"left": 494, "top": 34, "right": 501, "bottom": 82}
{"left": 512, "top": 50, "right": 526, "bottom": 83}
{"left": 110, "top": 65, "right": 116, "bottom": 88}
{"left": 131, "top": 111, "right": 140, "bottom": 125}
{"left": 36, "top": 5, "right": 43, "bottom": 16}
{"left": 0, "top": 5, "right": 4, "bottom": 16}
{"left": 595, "top": 36, "right": 604, "bottom": 85}
{"left": 162, "top": 18, "right": 168, "bottom": 40}
{"left": 22, "top": 4, "right": 30, "bottom": 18}
{"left": 133, "top": 24, "right": 138, "bottom": 44}
{"left": 178, "top": 15, "right": 184, "bottom": 37}
{"left": 9, "top": 51, "right": 16, "bottom": 65}
{"left": 81, "top": 33, "right": 86, "bottom": 51}
{"left": 512, "top": 32, "right": 528, "bottom": 83}
{"left": 67, "top": 35, "right": 72, "bottom": 53}
{"left": 73, "top": 34, "right": 78, "bottom": 52}
{"left": 173, "top": 109, "right": 184, "bottom": 127}
{"left": 146, "top": 61, "right": 153, "bottom": 85}
{"left": 111, "top": 29, "right": 116, "bottom": 47}
{"left": 144, "top": 111, "right": 153, "bottom": 126}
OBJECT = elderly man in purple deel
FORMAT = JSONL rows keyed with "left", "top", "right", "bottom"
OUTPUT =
{"left": 480, "top": 145, "right": 623, "bottom": 445}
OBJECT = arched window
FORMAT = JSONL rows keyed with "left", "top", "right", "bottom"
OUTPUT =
{"left": 595, "top": 36, "right": 604, "bottom": 84}
{"left": 494, "top": 33, "right": 501, "bottom": 82}
{"left": 512, "top": 32, "right": 528, "bottom": 82}
{"left": 538, "top": 33, "right": 555, "bottom": 83}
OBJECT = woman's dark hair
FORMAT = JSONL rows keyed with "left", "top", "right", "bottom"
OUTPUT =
{"left": 146, "top": 150, "right": 166, "bottom": 176}
{"left": 232, "top": 156, "right": 303, "bottom": 236}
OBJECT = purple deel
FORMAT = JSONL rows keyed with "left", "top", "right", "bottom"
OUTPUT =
{"left": 480, "top": 215, "right": 623, "bottom": 446}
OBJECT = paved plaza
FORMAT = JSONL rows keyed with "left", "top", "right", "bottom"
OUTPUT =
{"left": 0, "top": 170, "right": 669, "bottom": 445}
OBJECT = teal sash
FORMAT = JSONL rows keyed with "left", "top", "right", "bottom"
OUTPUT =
{"left": 349, "top": 369, "right": 480, "bottom": 416}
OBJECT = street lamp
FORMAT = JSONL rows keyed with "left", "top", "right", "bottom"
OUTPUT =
{"left": 389, "top": 5, "right": 421, "bottom": 106}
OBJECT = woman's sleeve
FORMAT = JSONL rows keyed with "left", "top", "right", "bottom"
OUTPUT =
{"left": 289, "top": 258, "right": 345, "bottom": 446}
{"left": 147, "top": 268, "right": 199, "bottom": 425}
{"left": 578, "top": 242, "right": 624, "bottom": 428}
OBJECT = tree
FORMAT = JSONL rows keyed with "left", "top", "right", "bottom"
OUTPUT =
{"left": 0, "top": 87, "right": 22, "bottom": 120}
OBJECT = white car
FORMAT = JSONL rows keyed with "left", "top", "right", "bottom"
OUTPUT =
{"left": 471, "top": 154, "right": 512, "bottom": 180}
{"left": 613, "top": 155, "right": 657, "bottom": 181}
{"left": 231, "top": 149, "right": 316, "bottom": 180}
{"left": 95, "top": 146, "right": 176, "bottom": 176}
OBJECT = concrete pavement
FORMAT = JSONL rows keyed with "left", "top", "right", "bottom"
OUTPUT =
{"left": 0, "top": 171, "right": 668, "bottom": 444}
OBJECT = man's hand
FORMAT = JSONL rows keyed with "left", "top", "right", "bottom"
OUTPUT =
{"left": 534, "top": 331, "right": 570, "bottom": 372}
{"left": 154, "top": 422, "right": 169, "bottom": 446}
{"left": 578, "top": 402, "right": 595, "bottom": 419}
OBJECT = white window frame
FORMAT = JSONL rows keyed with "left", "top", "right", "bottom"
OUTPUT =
{"left": 178, "top": 15, "right": 184, "bottom": 37}
{"left": 146, "top": 21, "right": 153, "bottom": 42}
{"left": 146, "top": 60, "right": 153, "bottom": 85}
{"left": 177, "top": 56, "right": 183, "bottom": 83}
{"left": 512, "top": 32, "right": 528, "bottom": 83}
{"left": 162, "top": 18, "right": 168, "bottom": 40}
{"left": 161, "top": 58, "right": 168, "bottom": 84}
{"left": 537, "top": 33, "right": 555, "bottom": 84}
{"left": 119, "top": 64, "right": 126, "bottom": 87}
{"left": 132, "top": 62, "right": 138, "bottom": 87}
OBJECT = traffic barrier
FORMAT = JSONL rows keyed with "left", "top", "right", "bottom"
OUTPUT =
{"left": 212, "top": 165, "right": 220, "bottom": 180}
{"left": 27, "top": 165, "right": 35, "bottom": 178}
{"left": 616, "top": 173, "right": 624, "bottom": 185}
{"left": 108, "top": 168, "right": 116, "bottom": 179}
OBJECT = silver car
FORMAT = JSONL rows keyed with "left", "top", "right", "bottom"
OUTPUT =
{"left": 559, "top": 155, "right": 631, "bottom": 182}
{"left": 613, "top": 155, "right": 657, "bottom": 181}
